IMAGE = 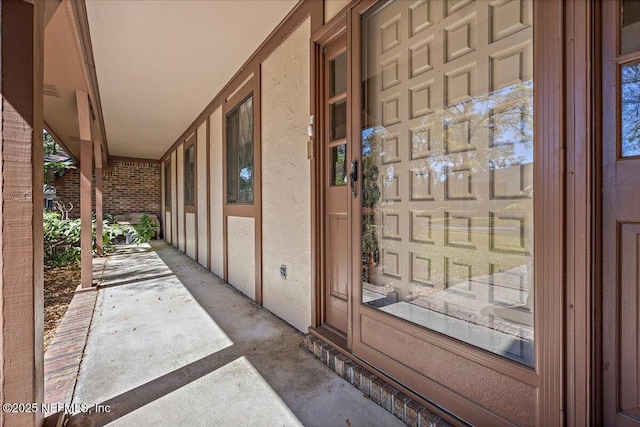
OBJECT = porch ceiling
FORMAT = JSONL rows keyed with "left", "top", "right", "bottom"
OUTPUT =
{"left": 85, "top": 0, "right": 298, "bottom": 160}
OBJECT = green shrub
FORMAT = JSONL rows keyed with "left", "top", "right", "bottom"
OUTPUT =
{"left": 43, "top": 211, "right": 81, "bottom": 268}
{"left": 131, "top": 214, "right": 159, "bottom": 244}
{"left": 43, "top": 211, "right": 137, "bottom": 268}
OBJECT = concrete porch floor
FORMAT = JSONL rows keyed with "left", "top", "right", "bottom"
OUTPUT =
{"left": 67, "top": 241, "right": 402, "bottom": 427}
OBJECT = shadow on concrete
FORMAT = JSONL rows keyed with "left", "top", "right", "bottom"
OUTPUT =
{"left": 68, "top": 241, "right": 402, "bottom": 427}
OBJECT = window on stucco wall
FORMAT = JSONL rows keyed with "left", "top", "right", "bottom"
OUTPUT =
{"left": 184, "top": 139, "right": 196, "bottom": 208}
{"left": 226, "top": 94, "right": 254, "bottom": 204}
{"left": 164, "top": 162, "right": 171, "bottom": 209}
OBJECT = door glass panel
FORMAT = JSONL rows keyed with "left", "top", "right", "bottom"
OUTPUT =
{"left": 622, "top": 62, "right": 640, "bottom": 157}
{"left": 330, "top": 52, "right": 347, "bottom": 98}
{"left": 622, "top": 0, "right": 640, "bottom": 54}
{"left": 360, "top": 0, "right": 535, "bottom": 367}
{"left": 330, "top": 144, "right": 347, "bottom": 186}
{"left": 330, "top": 99, "right": 347, "bottom": 142}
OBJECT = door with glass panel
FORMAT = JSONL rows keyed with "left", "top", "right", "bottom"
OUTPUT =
{"left": 324, "top": 35, "right": 350, "bottom": 334}
{"left": 603, "top": 1, "right": 640, "bottom": 424}
{"left": 351, "top": 0, "right": 560, "bottom": 424}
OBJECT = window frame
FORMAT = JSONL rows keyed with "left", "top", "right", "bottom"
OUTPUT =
{"left": 225, "top": 93, "right": 255, "bottom": 206}
{"left": 183, "top": 134, "right": 196, "bottom": 213}
{"left": 164, "top": 160, "right": 171, "bottom": 211}
{"left": 222, "top": 72, "right": 261, "bottom": 218}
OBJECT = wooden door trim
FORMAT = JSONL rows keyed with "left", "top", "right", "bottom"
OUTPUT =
{"left": 222, "top": 66, "right": 262, "bottom": 305}
{"left": 565, "top": 1, "right": 599, "bottom": 425}
{"left": 312, "top": 15, "right": 348, "bottom": 332}
{"left": 601, "top": 1, "right": 640, "bottom": 424}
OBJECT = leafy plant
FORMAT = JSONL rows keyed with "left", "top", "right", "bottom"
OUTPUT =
{"left": 43, "top": 211, "right": 81, "bottom": 268}
{"left": 43, "top": 131, "right": 75, "bottom": 185}
{"left": 43, "top": 209, "right": 138, "bottom": 268}
{"left": 131, "top": 214, "right": 159, "bottom": 244}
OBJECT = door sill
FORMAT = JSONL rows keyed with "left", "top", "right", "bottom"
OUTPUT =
{"left": 309, "top": 324, "right": 348, "bottom": 352}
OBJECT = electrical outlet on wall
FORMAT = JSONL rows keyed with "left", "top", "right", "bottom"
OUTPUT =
{"left": 280, "top": 265, "right": 287, "bottom": 280}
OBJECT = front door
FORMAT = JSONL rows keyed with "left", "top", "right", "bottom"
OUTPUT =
{"left": 323, "top": 34, "right": 349, "bottom": 334}
{"left": 603, "top": 2, "right": 640, "bottom": 424}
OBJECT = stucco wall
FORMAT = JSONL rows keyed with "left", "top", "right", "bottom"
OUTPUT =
{"left": 227, "top": 216, "right": 255, "bottom": 300}
{"left": 186, "top": 213, "right": 196, "bottom": 259}
{"left": 210, "top": 107, "right": 224, "bottom": 278}
{"left": 197, "top": 123, "right": 208, "bottom": 267}
{"left": 177, "top": 144, "right": 185, "bottom": 252}
{"left": 164, "top": 211, "right": 172, "bottom": 244}
{"left": 260, "top": 17, "right": 312, "bottom": 332}
{"left": 325, "top": 0, "right": 350, "bottom": 22}
{"left": 171, "top": 151, "right": 178, "bottom": 245}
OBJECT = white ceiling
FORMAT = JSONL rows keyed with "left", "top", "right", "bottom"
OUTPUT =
{"left": 86, "top": 0, "right": 298, "bottom": 160}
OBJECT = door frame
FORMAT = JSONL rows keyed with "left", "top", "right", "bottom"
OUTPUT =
{"left": 311, "top": 12, "right": 352, "bottom": 344}
{"left": 310, "top": 0, "right": 599, "bottom": 424}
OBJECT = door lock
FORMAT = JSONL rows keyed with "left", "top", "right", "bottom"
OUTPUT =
{"left": 349, "top": 160, "right": 358, "bottom": 198}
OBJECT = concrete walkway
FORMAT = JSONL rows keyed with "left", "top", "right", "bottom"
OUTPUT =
{"left": 68, "top": 241, "right": 402, "bottom": 427}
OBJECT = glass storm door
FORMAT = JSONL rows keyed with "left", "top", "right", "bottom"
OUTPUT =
{"left": 324, "top": 34, "right": 350, "bottom": 334}
{"left": 349, "top": 0, "right": 563, "bottom": 424}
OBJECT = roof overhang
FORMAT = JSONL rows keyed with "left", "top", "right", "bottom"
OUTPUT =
{"left": 44, "top": 0, "right": 299, "bottom": 164}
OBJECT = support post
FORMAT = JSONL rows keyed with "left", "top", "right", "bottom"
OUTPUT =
{"left": 77, "top": 90, "right": 93, "bottom": 288}
{"left": 0, "top": 1, "right": 45, "bottom": 425}
{"left": 94, "top": 141, "right": 103, "bottom": 257}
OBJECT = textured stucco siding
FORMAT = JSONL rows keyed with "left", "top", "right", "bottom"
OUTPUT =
{"left": 171, "top": 151, "right": 178, "bottom": 246}
{"left": 186, "top": 213, "right": 197, "bottom": 259}
{"left": 325, "top": 0, "right": 350, "bottom": 22}
{"left": 197, "top": 123, "right": 208, "bottom": 267}
{"left": 227, "top": 216, "right": 255, "bottom": 300}
{"left": 164, "top": 211, "right": 172, "bottom": 244}
{"left": 209, "top": 107, "right": 224, "bottom": 278}
{"left": 261, "top": 18, "right": 312, "bottom": 332}
{"left": 177, "top": 144, "right": 185, "bottom": 252}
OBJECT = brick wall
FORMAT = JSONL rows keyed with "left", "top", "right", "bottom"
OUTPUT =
{"left": 55, "top": 158, "right": 161, "bottom": 220}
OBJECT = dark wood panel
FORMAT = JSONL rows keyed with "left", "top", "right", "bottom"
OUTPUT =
{"left": 329, "top": 214, "right": 349, "bottom": 299}
{"left": 619, "top": 224, "right": 640, "bottom": 421}
{"left": 359, "top": 312, "right": 536, "bottom": 426}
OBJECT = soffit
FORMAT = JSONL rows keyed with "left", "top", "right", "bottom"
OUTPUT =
{"left": 44, "top": 2, "right": 92, "bottom": 161}
{"left": 85, "top": 0, "right": 298, "bottom": 160}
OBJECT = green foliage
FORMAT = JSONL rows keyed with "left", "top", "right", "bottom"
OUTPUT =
{"left": 43, "top": 210, "right": 137, "bottom": 269}
{"left": 131, "top": 215, "right": 159, "bottom": 244}
{"left": 43, "top": 131, "right": 75, "bottom": 185}
{"left": 43, "top": 211, "right": 81, "bottom": 268}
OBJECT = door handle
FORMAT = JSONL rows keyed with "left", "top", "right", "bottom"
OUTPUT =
{"left": 349, "top": 160, "right": 358, "bottom": 198}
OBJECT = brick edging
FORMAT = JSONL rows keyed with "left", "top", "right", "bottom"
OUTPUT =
{"left": 44, "top": 288, "right": 98, "bottom": 418}
{"left": 302, "top": 334, "right": 451, "bottom": 427}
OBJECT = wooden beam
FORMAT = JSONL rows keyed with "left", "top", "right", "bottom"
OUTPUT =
{"left": 95, "top": 140, "right": 103, "bottom": 257}
{"left": 0, "top": 1, "right": 45, "bottom": 424}
{"left": 77, "top": 90, "right": 93, "bottom": 288}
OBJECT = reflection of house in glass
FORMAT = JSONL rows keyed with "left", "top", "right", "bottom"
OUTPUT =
{"left": 361, "top": 0, "right": 534, "bottom": 367}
